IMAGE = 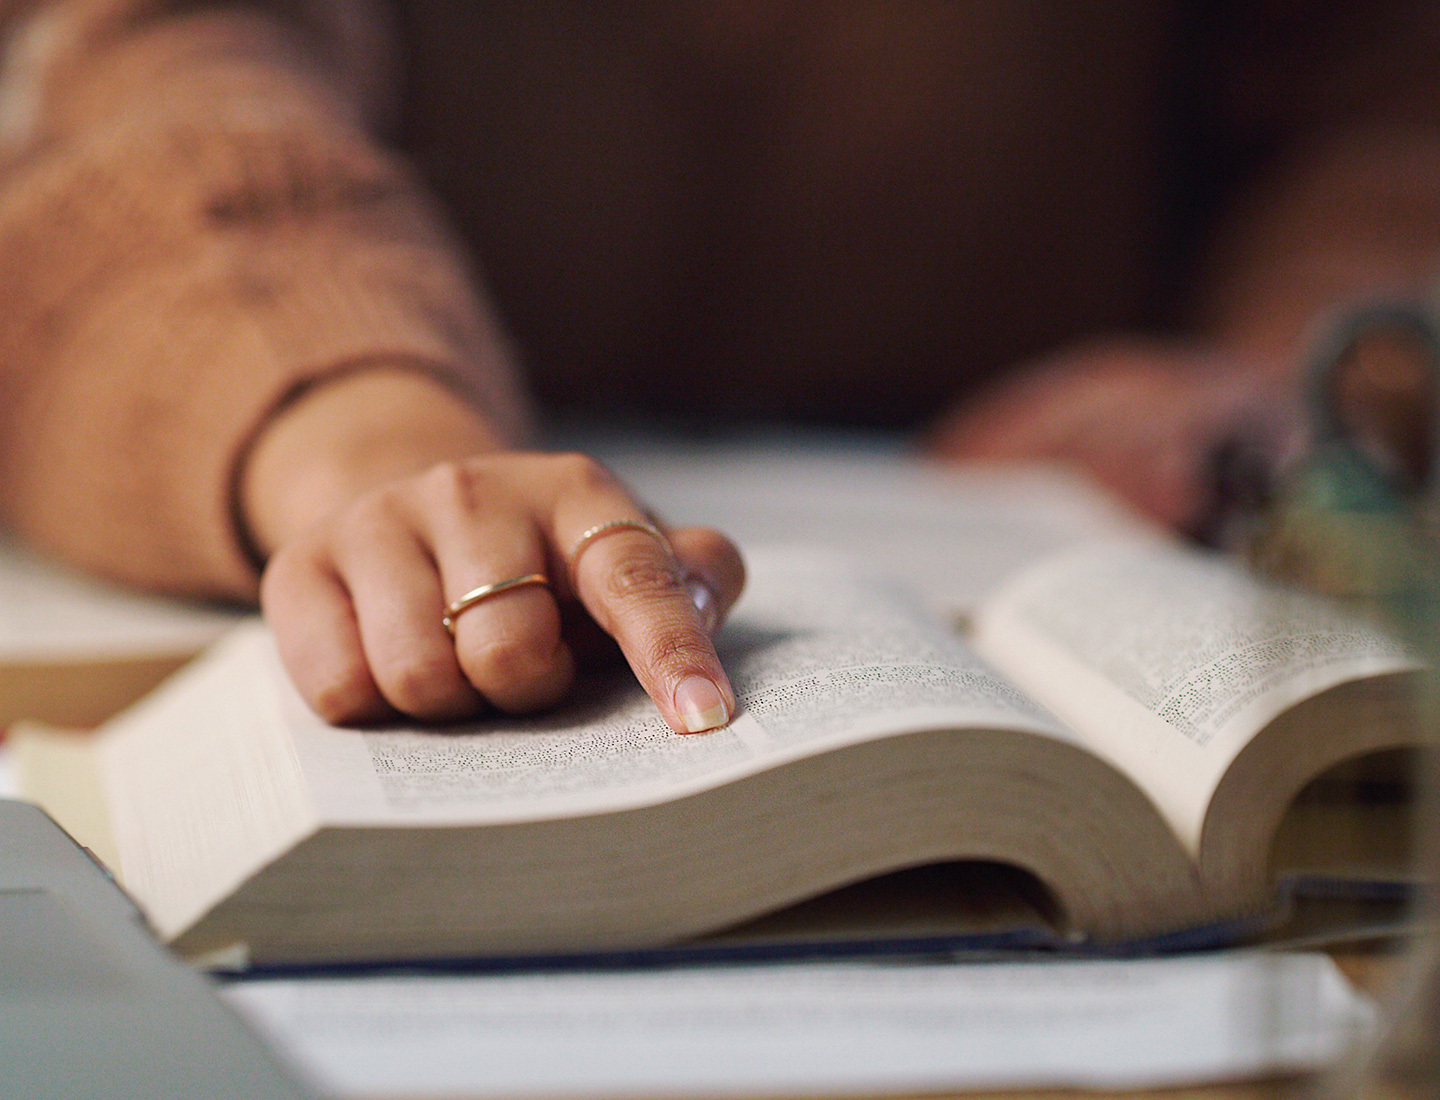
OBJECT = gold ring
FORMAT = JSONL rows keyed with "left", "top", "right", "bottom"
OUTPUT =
{"left": 442, "top": 573, "right": 549, "bottom": 636}
{"left": 568, "top": 519, "right": 673, "bottom": 588}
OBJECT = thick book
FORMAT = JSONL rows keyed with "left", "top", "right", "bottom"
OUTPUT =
{"left": 14, "top": 538, "right": 1420, "bottom": 967}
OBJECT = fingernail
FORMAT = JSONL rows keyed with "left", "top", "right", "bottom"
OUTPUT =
{"left": 673, "top": 674, "right": 730, "bottom": 733}
{"left": 685, "top": 574, "right": 719, "bottom": 634}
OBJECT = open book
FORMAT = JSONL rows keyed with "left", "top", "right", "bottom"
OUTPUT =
{"left": 15, "top": 536, "right": 1420, "bottom": 967}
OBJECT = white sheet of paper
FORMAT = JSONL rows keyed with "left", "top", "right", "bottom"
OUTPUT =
{"left": 225, "top": 951, "right": 1373, "bottom": 1098}
{"left": 0, "top": 537, "right": 238, "bottom": 662}
{"left": 589, "top": 432, "right": 1150, "bottom": 615}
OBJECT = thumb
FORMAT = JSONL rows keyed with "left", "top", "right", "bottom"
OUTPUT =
{"left": 668, "top": 526, "right": 746, "bottom": 634}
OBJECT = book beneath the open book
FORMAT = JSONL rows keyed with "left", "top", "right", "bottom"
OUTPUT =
{"left": 0, "top": 538, "right": 240, "bottom": 729}
{"left": 15, "top": 534, "right": 1422, "bottom": 968}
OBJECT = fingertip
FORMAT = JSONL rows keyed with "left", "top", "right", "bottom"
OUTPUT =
{"left": 309, "top": 665, "right": 396, "bottom": 727}
{"left": 261, "top": 545, "right": 394, "bottom": 726}
{"left": 274, "top": 604, "right": 396, "bottom": 726}
{"left": 457, "top": 599, "right": 578, "bottom": 714}
{"left": 633, "top": 623, "right": 735, "bottom": 735}
{"left": 269, "top": 594, "right": 395, "bottom": 726}
{"left": 372, "top": 644, "right": 487, "bottom": 723}
{"left": 670, "top": 673, "right": 733, "bottom": 734}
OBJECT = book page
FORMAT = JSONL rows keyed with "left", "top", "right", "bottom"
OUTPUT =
{"left": 282, "top": 546, "right": 1073, "bottom": 825}
{"left": 972, "top": 541, "right": 1416, "bottom": 854}
{"left": 8, "top": 726, "right": 120, "bottom": 870}
{"left": 0, "top": 537, "right": 238, "bottom": 662}
{"left": 225, "top": 951, "right": 1372, "bottom": 1097}
{"left": 587, "top": 431, "right": 1151, "bottom": 615}
{"left": 91, "top": 625, "right": 316, "bottom": 939}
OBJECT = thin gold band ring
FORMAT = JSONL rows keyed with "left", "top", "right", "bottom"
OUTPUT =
{"left": 442, "top": 573, "right": 549, "bottom": 636}
{"left": 568, "top": 519, "right": 673, "bottom": 589}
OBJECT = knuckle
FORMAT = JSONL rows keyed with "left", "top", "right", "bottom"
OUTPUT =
{"left": 604, "top": 557, "right": 684, "bottom": 602}
{"left": 641, "top": 629, "right": 716, "bottom": 678}
{"left": 262, "top": 535, "right": 331, "bottom": 587}
{"left": 549, "top": 451, "right": 617, "bottom": 495}
{"left": 338, "top": 488, "right": 408, "bottom": 542}
{"left": 465, "top": 630, "right": 559, "bottom": 691}
{"left": 258, "top": 547, "right": 301, "bottom": 603}
{"left": 419, "top": 458, "right": 492, "bottom": 514}
{"left": 309, "top": 661, "right": 383, "bottom": 725}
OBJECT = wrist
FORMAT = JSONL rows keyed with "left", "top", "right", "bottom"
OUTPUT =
{"left": 237, "top": 363, "right": 512, "bottom": 562}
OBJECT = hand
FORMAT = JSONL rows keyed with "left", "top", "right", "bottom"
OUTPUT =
{"left": 260, "top": 452, "right": 745, "bottom": 731}
{"left": 240, "top": 369, "right": 744, "bottom": 732}
{"left": 927, "top": 339, "right": 1300, "bottom": 537}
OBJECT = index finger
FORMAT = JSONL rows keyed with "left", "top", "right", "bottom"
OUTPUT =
{"left": 551, "top": 498, "right": 736, "bottom": 735}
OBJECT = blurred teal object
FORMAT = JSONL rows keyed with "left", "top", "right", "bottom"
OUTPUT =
{"left": 1253, "top": 300, "right": 1440, "bottom": 613}
{"left": 1263, "top": 298, "right": 1440, "bottom": 1097}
